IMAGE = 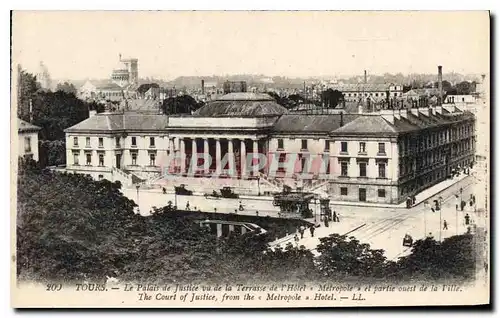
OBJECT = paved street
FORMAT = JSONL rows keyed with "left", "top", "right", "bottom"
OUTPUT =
{"left": 122, "top": 173, "right": 484, "bottom": 260}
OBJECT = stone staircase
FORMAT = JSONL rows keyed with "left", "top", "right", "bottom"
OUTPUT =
{"left": 111, "top": 167, "right": 144, "bottom": 187}
{"left": 303, "top": 179, "right": 330, "bottom": 194}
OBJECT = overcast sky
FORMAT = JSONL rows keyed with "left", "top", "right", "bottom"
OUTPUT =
{"left": 12, "top": 11, "right": 489, "bottom": 80}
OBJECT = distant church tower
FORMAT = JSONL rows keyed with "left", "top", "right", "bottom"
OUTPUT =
{"left": 36, "top": 61, "right": 52, "bottom": 90}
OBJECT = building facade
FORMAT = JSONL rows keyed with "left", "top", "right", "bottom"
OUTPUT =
{"left": 333, "top": 83, "right": 403, "bottom": 103}
{"left": 65, "top": 92, "right": 475, "bottom": 204}
{"left": 18, "top": 119, "right": 41, "bottom": 161}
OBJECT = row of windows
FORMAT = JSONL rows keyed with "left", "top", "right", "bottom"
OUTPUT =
{"left": 339, "top": 161, "right": 387, "bottom": 178}
{"left": 73, "top": 152, "right": 157, "bottom": 166}
{"left": 344, "top": 92, "right": 403, "bottom": 98}
{"left": 339, "top": 187, "right": 386, "bottom": 198}
{"left": 277, "top": 139, "right": 387, "bottom": 154}
{"left": 73, "top": 136, "right": 155, "bottom": 148}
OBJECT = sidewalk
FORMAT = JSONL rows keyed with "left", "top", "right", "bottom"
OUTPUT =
{"left": 328, "top": 174, "right": 471, "bottom": 209}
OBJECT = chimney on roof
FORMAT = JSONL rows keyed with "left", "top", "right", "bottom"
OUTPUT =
{"left": 29, "top": 99, "right": 33, "bottom": 123}
{"left": 201, "top": 79, "right": 205, "bottom": 94}
{"left": 438, "top": 65, "right": 443, "bottom": 105}
{"left": 364, "top": 70, "right": 367, "bottom": 84}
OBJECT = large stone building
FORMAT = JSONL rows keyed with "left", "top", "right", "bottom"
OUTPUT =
{"left": 64, "top": 91, "right": 476, "bottom": 204}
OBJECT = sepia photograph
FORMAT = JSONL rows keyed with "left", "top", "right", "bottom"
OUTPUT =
{"left": 10, "top": 10, "right": 490, "bottom": 307}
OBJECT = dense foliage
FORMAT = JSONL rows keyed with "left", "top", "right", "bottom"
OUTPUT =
{"left": 17, "top": 161, "right": 478, "bottom": 284}
{"left": 17, "top": 70, "right": 95, "bottom": 166}
{"left": 161, "top": 95, "right": 204, "bottom": 114}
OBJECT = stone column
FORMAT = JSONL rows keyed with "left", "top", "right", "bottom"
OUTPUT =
{"left": 191, "top": 138, "right": 197, "bottom": 174}
{"left": 228, "top": 139, "right": 234, "bottom": 177}
{"left": 240, "top": 139, "right": 246, "bottom": 178}
{"left": 204, "top": 138, "right": 209, "bottom": 175}
{"left": 215, "top": 138, "right": 221, "bottom": 175}
{"left": 180, "top": 138, "right": 186, "bottom": 173}
{"left": 253, "top": 139, "right": 259, "bottom": 176}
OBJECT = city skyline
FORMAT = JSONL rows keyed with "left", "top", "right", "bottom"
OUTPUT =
{"left": 13, "top": 11, "right": 489, "bottom": 81}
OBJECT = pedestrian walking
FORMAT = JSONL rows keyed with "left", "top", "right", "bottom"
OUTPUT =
{"left": 162, "top": 187, "right": 166, "bottom": 194}
{"left": 336, "top": 213, "right": 340, "bottom": 223}
{"left": 309, "top": 225, "right": 315, "bottom": 237}
{"left": 214, "top": 208, "right": 217, "bottom": 213}
{"left": 186, "top": 201, "right": 190, "bottom": 210}
{"left": 443, "top": 220, "right": 448, "bottom": 230}
{"left": 324, "top": 217, "right": 329, "bottom": 228}
{"left": 332, "top": 211, "right": 338, "bottom": 223}
{"left": 256, "top": 210, "right": 259, "bottom": 216}
{"left": 465, "top": 213, "right": 470, "bottom": 225}
{"left": 299, "top": 225, "right": 305, "bottom": 239}
{"left": 294, "top": 234, "right": 299, "bottom": 246}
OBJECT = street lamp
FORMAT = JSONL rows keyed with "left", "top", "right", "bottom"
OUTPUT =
{"left": 257, "top": 177, "right": 261, "bottom": 196}
{"left": 136, "top": 185, "right": 140, "bottom": 213}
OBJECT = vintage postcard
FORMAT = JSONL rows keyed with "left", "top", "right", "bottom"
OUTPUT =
{"left": 11, "top": 11, "right": 490, "bottom": 307}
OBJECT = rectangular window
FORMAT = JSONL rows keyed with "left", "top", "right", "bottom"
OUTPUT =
{"left": 301, "top": 139, "right": 308, "bottom": 151}
{"left": 359, "top": 142, "right": 366, "bottom": 153}
{"left": 341, "top": 162, "right": 348, "bottom": 177}
{"left": 149, "top": 153, "right": 156, "bottom": 166}
{"left": 86, "top": 137, "right": 90, "bottom": 147}
{"left": 324, "top": 140, "right": 330, "bottom": 151}
{"left": 131, "top": 153, "right": 137, "bottom": 165}
{"left": 86, "top": 153, "right": 92, "bottom": 165}
{"left": 98, "top": 137, "right": 103, "bottom": 148}
{"left": 359, "top": 162, "right": 367, "bottom": 177}
{"left": 131, "top": 137, "right": 137, "bottom": 147}
{"left": 378, "top": 142, "right": 386, "bottom": 154}
{"left": 24, "top": 137, "right": 31, "bottom": 153}
{"left": 277, "top": 139, "right": 284, "bottom": 149}
{"left": 378, "top": 163, "right": 386, "bottom": 178}
{"left": 341, "top": 141, "right": 348, "bottom": 153}
{"left": 150, "top": 137, "right": 155, "bottom": 147}
{"left": 73, "top": 153, "right": 79, "bottom": 165}
{"left": 378, "top": 189, "right": 386, "bottom": 198}
{"left": 73, "top": 137, "right": 78, "bottom": 146}
{"left": 340, "top": 187, "right": 348, "bottom": 195}
{"left": 98, "top": 153, "right": 104, "bottom": 166}
{"left": 115, "top": 137, "right": 120, "bottom": 147}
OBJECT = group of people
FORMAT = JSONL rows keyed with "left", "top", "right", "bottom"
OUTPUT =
{"left": 294, "top": 224, "right": 318, "bottom": 245}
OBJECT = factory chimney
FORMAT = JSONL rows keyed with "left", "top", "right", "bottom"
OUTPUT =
{"left": 201, "top": 79, "right": 205, "bottom": 94}
{"left": 364, "top": 70, "right": 367, "bottom": 84}
{"left": 438, "top": 65, "right": 443, "bottom": 105}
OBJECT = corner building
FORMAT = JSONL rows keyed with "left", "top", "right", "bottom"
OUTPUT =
{"left": 65, "top": 92, "right": 476, "bottom": 204}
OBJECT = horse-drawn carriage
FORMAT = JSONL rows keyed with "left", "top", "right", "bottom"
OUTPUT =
{"left": 402, "top": 234, "right": 413, "bottom": 247}
{"left": 174, "top": 184, "right": 193, "bottom": 196}
{"left": 204, "top": 187, "right": 239, "bottom": 199}
{"left": 273, "top": 186, "right": 315, "bottom": 219}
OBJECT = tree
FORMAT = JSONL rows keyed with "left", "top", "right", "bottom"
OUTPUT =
{"left": 321, "top": 89, "right": 344, "bottom": 108}
{"left": 55, "top": 82, "right": 77, "bottom": 95}
{"left": 162, "top": 95, "right": 203, "bottom": 115}
{"left": 17, "top": 162, "right": 141, "bottom": 282}
{"left": 17, "top": 69, "right": 41, "bottom": 121}
{"left": 315, "top": 234, "right": 391, "bottom": 278}
{"left": 395, "top": 235, "right": 476, "bottom": 280}
{"left": 31, "top": 90, "right": 89, "bottom": 141}
{"left": 38, "top": 140, "right": 66, "bottom": 167}
{"left": 456, "top": 81, "right": 472, "bottom": 95}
